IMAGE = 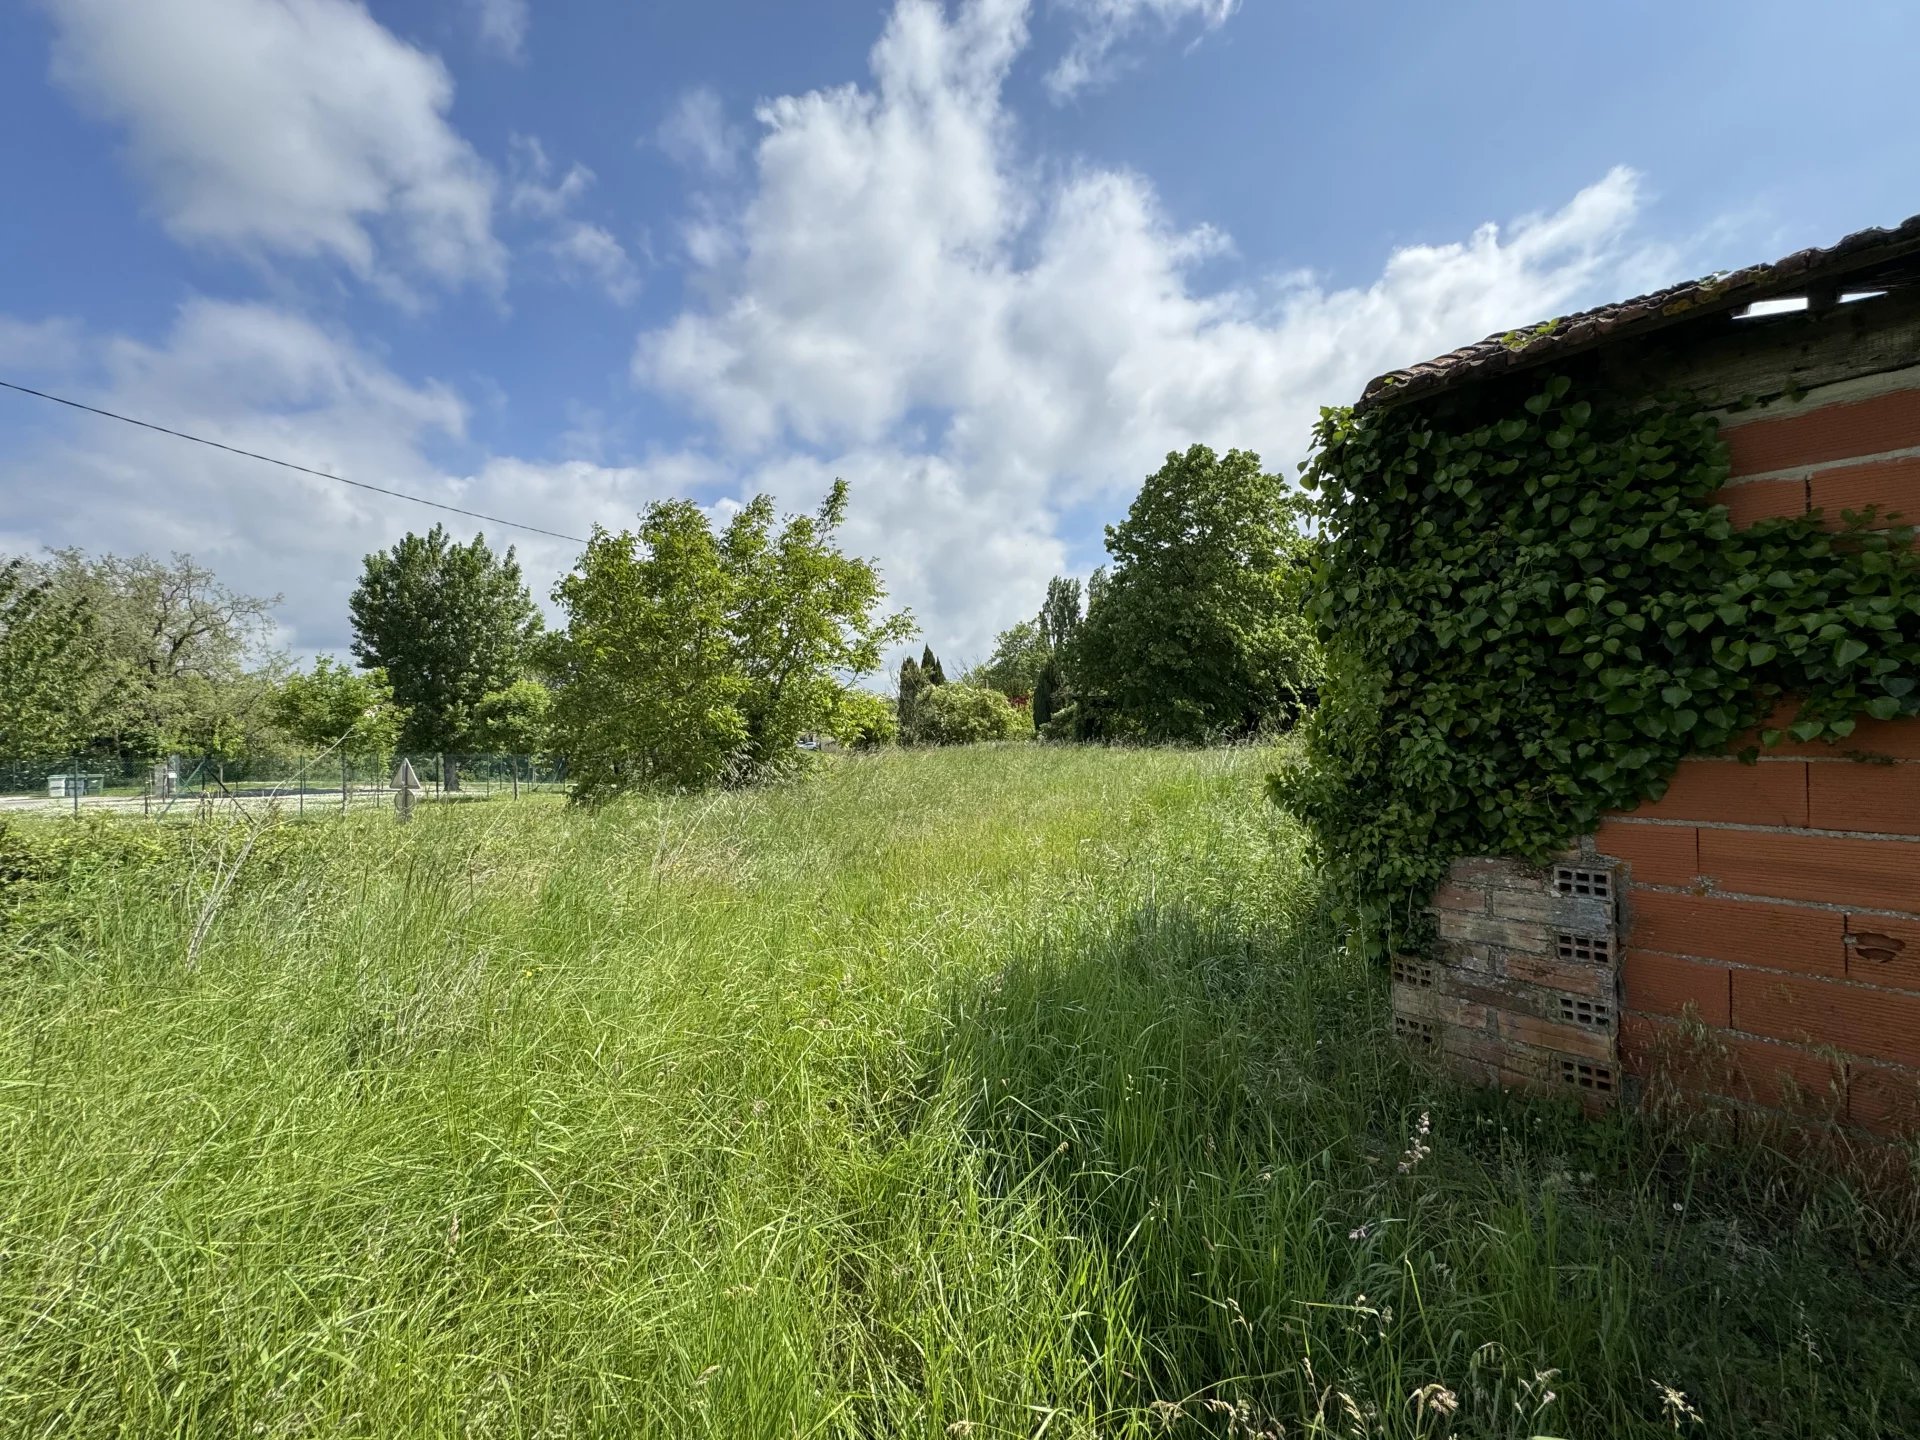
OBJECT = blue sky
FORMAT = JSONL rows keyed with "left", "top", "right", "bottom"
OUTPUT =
{"left": 2, "top": 0, "right": 1917, "bottom": 665}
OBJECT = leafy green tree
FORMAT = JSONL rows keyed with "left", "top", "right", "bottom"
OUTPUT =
{"left": 896, "top": 656, "right": 928, "bottom": 740}
{"left": 0, "top": 559, "right": 95, "bottom": 756}
{"left": 551, "top": 502, "right": 746, "bottom": 799}
{"left": 911, "top": 682, "right": 1030, "bottom": 745}
{"left": 721, "top": 481, "right": 917, "bottom": 774}
{"left": 1086, "top": 564, "right": 1109, "bottom": 612}
{"left": 1031, "top": 653, "right": 1065, "bottom": 731}
{"left": 349, "top": 526, "right": 541, "bottom": 789}
{"left": 30, "top": 549, "right": 282, "bottom": 759}
{"left": 966, "top": 620, "right": 1048, "bottom": 702}
{"left": 271, "top": 658, "right": 404, "bottom": 756}
{"left": 550, "top": 483, "right": 913, "bottom": 800}
{"left": 472, "top": 679, "right": 553, "bottom": 757}
{"left": 1076, "top": 445, "right": 1321, "bottom": 742}
{"left": 1038, "top": 576, "right": 1083, "bottom": 651}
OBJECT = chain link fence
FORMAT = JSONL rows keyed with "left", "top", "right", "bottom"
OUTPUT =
{"left": 0, "top": 751, "right": 566, "bottom": 821}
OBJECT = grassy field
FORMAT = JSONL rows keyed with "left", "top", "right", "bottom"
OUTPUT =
{"left": 0, "top": 744, "right": 1915, "bottom": 1438}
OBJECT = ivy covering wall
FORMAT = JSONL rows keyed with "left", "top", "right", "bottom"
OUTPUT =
{"left": 1271, "top": 375, "right": 1920, "bottom": 958}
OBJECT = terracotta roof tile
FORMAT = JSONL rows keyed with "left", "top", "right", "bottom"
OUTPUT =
{"left": 1356, "top": 213, "right": 1920, "bottom": 413}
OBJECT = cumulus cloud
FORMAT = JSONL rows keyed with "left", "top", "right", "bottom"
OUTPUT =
{"left": 467, "top": 0, "right": 530, "bottom": 60}
{"left": 1047, "top": 0, "right": 1238, "bottom": 100}
{"left": 38, "top": 0, "right": 504, "bottom": 295}
{"left": 0, "top": 301, "right": 695, "bottom": 655}
{"left": 655, "top": 87, "right": 744, "bottom": 177}
{"left": 549, "top": 224, "right": 643, "bottom": 304}
{"left": 13, "top": 0, "right": 1689, "bottom": 669}
{"left": 631, "top": 0, "right": 1671, "bottom": 657}
{"left": 506, "top": 136, "right": 642, "bottom": 303}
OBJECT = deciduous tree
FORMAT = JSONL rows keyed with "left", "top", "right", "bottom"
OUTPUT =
{"left": 0, "top": 559, "right": 95, "bottom": 756}
{"left": 271, "top": 658, "right": 404, "bottom": 756}
{"left": 32, "top": 549, "right": 283, "bottom": 758}
{"left": 721, "top": 480, "right": 916, "bottom": 774}
{"left": 1076, "top": 445, "right": 1320, "bottom": 742}
{"left": 349, "top": 526, "right": 541, "bottom": 789}
{"left": 966, "top": 620, "right": 1048, "bottom": 702}
{"left": 550, "top": 483, "right": 912, "bottom": 799}
{"left": 472, "top": 679, "right": 553, "bottom": 757}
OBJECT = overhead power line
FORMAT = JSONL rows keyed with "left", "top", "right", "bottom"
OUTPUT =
{"left": 0, "top": 377, "right": 589, "bottom": 545}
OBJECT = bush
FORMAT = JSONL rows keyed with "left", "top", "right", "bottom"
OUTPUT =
{"left": 825, "top": 689, "right": 898, "bottom": 749}
{"left": 910, "top": 684, "right": 1030, "bottom": 746}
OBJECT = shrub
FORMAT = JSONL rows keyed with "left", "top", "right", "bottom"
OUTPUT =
{"left": 910, "top": 683, "right": 1030, "bottom": 745}
{"left": 825, "top": 689, "right": 898, "bottom": 749}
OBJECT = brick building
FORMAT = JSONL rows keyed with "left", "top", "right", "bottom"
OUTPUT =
{"left": 1367, "top": 214, "right": 1920, "bottom": 1137}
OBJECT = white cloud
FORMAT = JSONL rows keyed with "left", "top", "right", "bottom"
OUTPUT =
{"left": 11, "top": 0, "right": 1691, "bottom": 671}
{"left": 1047, "top": 0, "right": 1238, "bottom": 100}
{"left": 467, "top": 0, "right": 529, "bottom": 61}
{"left": 0, "top": 301, "right": 696, "bottom": 655}
{"left": 506, "top": 136, "right": 641, "bottom": 303}
{"left": 655, "top": 87, "right": 744, "bottom": 176}
{"left": 39, "top": 0, "right": 504, "bottom": 295}
{"left": 507, "top": 136, "right": 593, "bottom": 220}
{"left": 551, "top": 224, "right": 643, "bottom": 304}
{"left": 632, "top": 0, "right": 1677, "bottom": 660}
{"left": 0, "top": 317, "right": 88, "bottom": 376}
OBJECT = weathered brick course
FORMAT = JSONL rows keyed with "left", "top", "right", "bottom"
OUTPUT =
{"left": 1628, "top": 891, "right": 1846, "bottom": 977}
{"left": 1636, "top": 759, "right": 1809, "bottom": 828}
{"left": 1715, "top": 478, "right": 1807, "bottom": 526}
{"left": 1730, "top": 970, "right": 1920, "bottom": 1069}
{"left": 1810, "top": 454, "right": 1920, "bottom": 525}
{"left": 1724, "top": 386, "right": 1920, "bottom": 475}
{"left": 1592, "top": 821, "right": 1698, "bottom": 886}
{"left": 1394, "top": 856, "right": 1622, "bottom": 1108}
{"left": 1806, "top": 762, "right": 1920, "bottom": 835}
{"left": 1696, "top": 829, "right": 1920, "bottom": 913}
{"left": 1623, "top": 950, "right": 1732, "bottom": 1025}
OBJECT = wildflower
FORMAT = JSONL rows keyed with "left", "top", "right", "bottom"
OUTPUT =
{"left": 1653, "top": 1381, "right": 1702, "bottom": 1429}
{"left": 1398, "top": 1110, "right": 1433, "bottom": 1174}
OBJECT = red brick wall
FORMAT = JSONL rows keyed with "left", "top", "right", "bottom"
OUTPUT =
{"left": 1604, "top": 369, "right": 1920, "bottom": 1137}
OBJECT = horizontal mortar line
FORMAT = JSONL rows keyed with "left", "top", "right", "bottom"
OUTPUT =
{"left": 1628, "top": 1011, "right": 1919, "bottom": 1073}
{"left": 1605, "top": 815, "right": 1920, "bottom": 842}
{"left": 1712, "top": 366, "right": 1920, "bottom": 427}
{"left": 1626, "top": 880, "right": 1920, "bottom": 923}
{"left": 1722, "top": 442, "right": 1920, "bottom": 486}
{"left": 1628, "top": 945, "right": 1919, "bottom": 996}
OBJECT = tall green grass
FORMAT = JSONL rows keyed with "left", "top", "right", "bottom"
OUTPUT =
{"left": 0, "top": 745, "right": 1914, "bottom": 1437}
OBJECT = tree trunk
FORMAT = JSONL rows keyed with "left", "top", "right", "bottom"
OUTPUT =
{"left": 442, "top": 754, "right": 460, "bottom": 793}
